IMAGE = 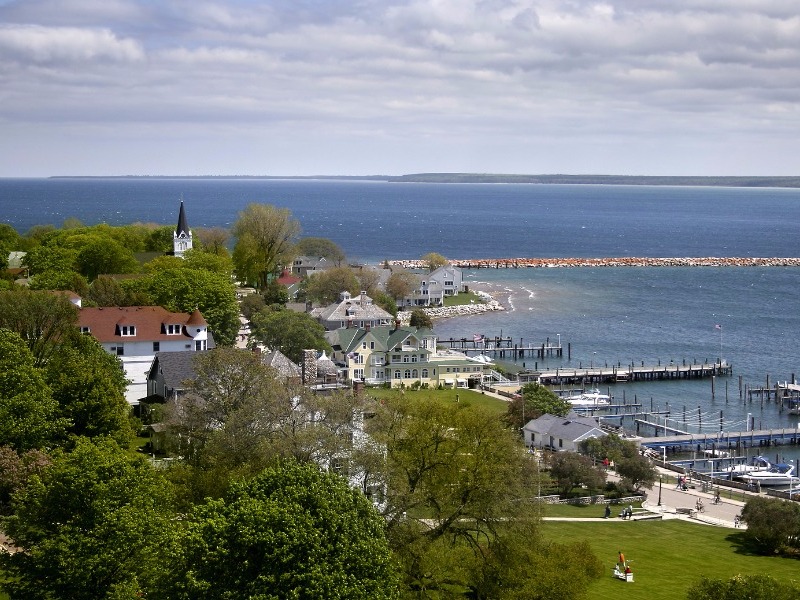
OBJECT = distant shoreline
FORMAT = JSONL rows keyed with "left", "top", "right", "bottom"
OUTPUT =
{"left": 390, "top": 257, "right": 800, "bottom": 269}
{"left": 46, "top": 173, "right": 800, "bottom": 188}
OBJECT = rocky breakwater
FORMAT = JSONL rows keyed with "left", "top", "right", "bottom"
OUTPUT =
{"left": 390, "top": 257, "right": 800, "bottom": 269}
{"left": 397, "top": 291, "right": 504, "bottom": 324}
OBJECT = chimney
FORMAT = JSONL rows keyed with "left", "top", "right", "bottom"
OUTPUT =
{"left": 360, "top": 290, "right": 367, "bottom": 305}
{"left": 394, "top": 317, "right": 400, "bottom": 331}
{"left": 302, "top": 349, "right": 318, "bottom": 384}
{"left": 365, "top": 322, "right": 371, "bottom": 332}
{"left": 347, "top": 318, "right": 353, "bottom": 329}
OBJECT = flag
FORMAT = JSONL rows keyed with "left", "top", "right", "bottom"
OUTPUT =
{"left": 473, "top": 333, "right": 484, "bottom": 343}
{"left": 714, "top": 324, "right": 722, "bottom": 330}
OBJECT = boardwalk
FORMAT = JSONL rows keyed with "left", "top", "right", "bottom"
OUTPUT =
{"left": 536, "top": 360, "right": 731, "bottom": 385}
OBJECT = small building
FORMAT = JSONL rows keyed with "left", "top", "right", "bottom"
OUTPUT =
{"left": 291, "top": 256, "right": 331, "bottom": 277}
{"left": 523, "top": 411, "right": 607, "bottom": 452}
{"left": 400, "top": 264, "right": 464, "bottom": 307}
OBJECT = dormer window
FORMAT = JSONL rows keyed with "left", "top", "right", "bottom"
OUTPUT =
{"left": 118, "top": 325, "right": 136, "bottom": 336}
{"left": 80, "top": 326, "right": 91, "bottom": 334}
{"left": 166, "top": 324, "right": 182, "bottom": 335}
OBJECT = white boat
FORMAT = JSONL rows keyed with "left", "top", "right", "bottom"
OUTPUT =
{"left": 740, "top": 462, "right": 800, "bottom": 487}
{"left": 722, "top": 455, "right": 772, "bottom": 478}
{"left": 567, "top": 388, "right": 612, "bottom": 407}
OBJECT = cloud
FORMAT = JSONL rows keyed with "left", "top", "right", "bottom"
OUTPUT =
{"left": 0, "top": 24, "right": 144, "bottom": 64}
{"left": 1, "top": 0, "right": 800, "bottom": 175}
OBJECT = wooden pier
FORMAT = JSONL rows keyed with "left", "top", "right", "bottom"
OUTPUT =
{"left": 534, "top": 360, "right": 731, "bottom": 385}
{"left": 442, "top": 336, "right": 564, "bottom": 359}
{"left": 640, "top": 427, "right": 800, "bottom": 452}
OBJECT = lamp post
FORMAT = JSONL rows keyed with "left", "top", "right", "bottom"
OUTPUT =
{"left": 658, "top": 475, "right": 662, "bottom": 506}
{"left": 661, "top": 445, "right": 666, "bottom": 465}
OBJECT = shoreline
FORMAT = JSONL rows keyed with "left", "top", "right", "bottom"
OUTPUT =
{"left": 389, "top": 257, "right": 800, "bottom": 269}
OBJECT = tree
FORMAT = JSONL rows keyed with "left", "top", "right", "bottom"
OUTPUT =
{"left": 44, "top": 333, "right": 135, "bottom": 444}
{"left": 158, "top": 461, "right": 398, "bottom": 599}
{"left": 194, "top": 226, "right": 230, "bottom": 255}
{"left": 304, "top": 266, "right": 361, "bottom": 304}
{"left": 261, "top": 278, "right": 289, "bottom": 305}
{"left": 0, "top": 438, "right": 176, "bottom": 600}
{"left": 144, "top": 225, "right": 175, "bottom": 252}
{"left": 614, "top": 452, "right": 658, "bottom": 492}
{"left": 142, "top": 267, "right": 239, "bottom": 346}
{"left": 86, "top": 275, "right": 135, "bottom": 307}
{"left": 372, "top": 290, "right": 398, "bottom": 317}
{"left": 0, "top": 289, "right": 79, "bottom": 366}
{"left": 548, "top": 451, "right": 607, "bottom": 497}
{"left": 249, "top": 307, "right": 331, "bottom": 364}
{"left": 0, "top": 447, "right": 50, "bottom": 512}
{"left": 368, "top": 396, "right": 550, "bottom": 596}
{"left": 182, "top": 248, "right": 234, "bottom": 277}
{"left": 239, "top": 292, "right": 266, "bottom": 321}
{"left": 0, "top": 329, "right": 66, "bottom": 451}
{"left": 687, "top": 574, "right": 800, "bottom": 600}
{"left": 294, "top": 236, "right": 346, "bottom": 265}
{"left": 385, "top": 268, "right": 419, "bottom": 301}
{"left": 355, "top": 266, "right": 381, "bottom": 295}
{"left": 232, "top": 203, "right": 300, "bottom": 289}
{"left": 409, "top": 308, "right": 432, "bottom": 328}
{"left": 504, "top": 382, "right": 571, "bottom": 429}
{"left": 421, "top": 252, "right": 448, "bottom": 271}
{"left": 75, "top": 236, "right": 139, "bottom": 281}
{"left": 740, "top": 496, "right": 800, "bottom": 554}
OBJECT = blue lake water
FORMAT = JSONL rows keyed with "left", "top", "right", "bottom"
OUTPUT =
{"left": 2, "top": 178, "right": 800, "bottom": 440}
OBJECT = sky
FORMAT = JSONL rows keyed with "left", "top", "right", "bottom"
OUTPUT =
{"left": 0, "top": 0, "right": 799, "bottom": 177}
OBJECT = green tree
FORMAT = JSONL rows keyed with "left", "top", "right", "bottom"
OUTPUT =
{"left": 25, "top": 244, "right": 77, "bottom": 277}
{"left": 261, "top": 278, "right": 289, "bottom": 306}
{"left": 504, "top": 382, "right": 571, "bottom": 429}
{"left": 0, "top": 447, "right": 50, "bottom": 512}
{"left": 372, "top": 290, "right": 398, "bottom": 317}
{"left": 0, "top": 438, "right": 175, "bottom": 600}
{"left": 687, "top": 574, "right": 800, "bottom": 600}
{"left": 158, "top": 461, "right": 397, "bottom": 599}
{"left": 548, "top": 451, "right": 607, "bottom": 497}
{"left": 44, "top": 333, "right": 134, "bottom": 444}
{"left": 143, "top": 267, "right": 239, "bottom": 346}
{"left": 614, "top": 452, "right": 658, "bottom": 492}
{"left": 232, "top": 203, "right": 300, "bottom": 289}
{"left": 194, "top": 226, "right": 230, "bottom": 256}
{"left": 0, "top": 288, "right": 79, "bottom": 366}
{"left": 304, "top": 266, "right": 361, "bottom": 304}
{"left": 182, "top": 248, "right": 234, "bottom": 276}
{"left": 86, "top": 275, "right": 134, "bottom": 306}
{"left": 385, "top": 268, "right": 419, "bottom": 301}
{"left": 408, "top": 308, "right": 432, "bottom": 329}
{"left": 294, "top": 236, "right": 346, "bottom": 265}
{"left": 76, "top": 236, "right": 139, "bottom": 281}
{"left": 144, "top": 225, "right": 175, "bottom": 252}
{"left": 0, "top": 329, "right": 65, "bottom": 451}
{"left": 740, "top": 496, "right": 800, "bottom": 554}
{"left": 249, "top": 307, "right": 331, "bottom": 364}
{"left": 421, "top": 252, "right": 448, "bottom": 271}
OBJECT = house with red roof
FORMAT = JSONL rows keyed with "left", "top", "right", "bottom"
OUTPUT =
{"left": 77, "top": 305, "right": 212, "bottom": 405}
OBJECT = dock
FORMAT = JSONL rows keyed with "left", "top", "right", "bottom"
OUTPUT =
{"left": 534, "top": 360, "right": 731, "bottom": 385}
{"left": 639, "top": 427, "right": 800, "bottom": 452}
{"left": 441, "top": 336, "right": 564, "bottom": 359}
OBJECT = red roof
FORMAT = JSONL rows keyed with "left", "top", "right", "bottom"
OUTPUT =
{"left": 77, "top": 306, "right": 205, "bottom": 343}
{"left": 277, "top": 269, "right": 301, "bottom": 286}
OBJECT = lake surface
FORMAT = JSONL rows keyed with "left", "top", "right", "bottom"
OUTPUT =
{"left": 2, "top": 177, "right": 799, "bottom": 440}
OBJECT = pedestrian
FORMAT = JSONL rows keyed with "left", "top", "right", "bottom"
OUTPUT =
{"left": 604, "top": 504, "right": 611, "bottom": 519}
{"left": 675, "top": 476, "right": 682, "bottom": 490}
{"left": 734, "top": 515, "right": 741, "bottom": 528}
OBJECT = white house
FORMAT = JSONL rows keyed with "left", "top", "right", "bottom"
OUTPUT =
{"left": 310, "top": 291, "right": 393, "bottom": 331}
{"left": 77, "top": 306, "right": 212, "bottom": 405}
{"left": 400, "top": 264, "right": 465, "bottom": 307}
{"left": 522, "top": 411, "right": 607, "bottom": 452}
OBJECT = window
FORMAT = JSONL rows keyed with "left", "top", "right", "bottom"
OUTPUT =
{"left": 354, "top": 369, "right": 364, "bottom": 379}
{"left": 412, "top": 369, "right": 418, "bottom": 378}
{"left": 166, "top": 324, "right": 181, "bottom": 335}
{"left": 403, "top": 355, "right": 409, "bottom": 363}
{"left": 411, "top": 355, "right": 418, "bottom": 363}
{"left": 362, "top": 342, "right": 367, "bottom": 349}
{"left": 116, "top": 345, "right": 124, "bottom": 356}
{"left": 394, "top": 370, "right": 401, "bottom": 379}
{"left": 80, "top": 326, "right": 91, "bottom": 334}
{"left": 195, "top": 340, "right": 206, "bottom": 351}
{"left": 404, "top": 369, "right": 411, "bottom": 379}
{"left": 558, "top": 439, "right": 563, "bottom": 448}
{"left": 421, "top": 368, "right": 428, "bottom": 378}
{"left": 370, "top": 341, "right": 375, "bottom": 349}
{"left": 153, "top": 342, "right": 160, "bottom": 352}
{"left": 119, "top": 325, "right": 136, "bottom": 336}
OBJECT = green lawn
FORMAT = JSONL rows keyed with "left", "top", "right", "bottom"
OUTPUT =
{"left": 542, "top": 520, "right": 800, "bottom": 600}
{"left": 443, "top": 291, "right": 483, "bottom": 307}
{"left": 364, "top": 387, "right": 509, "bottom": 415}
{"left": 541, "top": 501, "right": 643, "bottom": 519}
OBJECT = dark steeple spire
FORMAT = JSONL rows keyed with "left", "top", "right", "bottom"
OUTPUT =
{"left": 176, "top": 200, "right": 189, "bottom": 237}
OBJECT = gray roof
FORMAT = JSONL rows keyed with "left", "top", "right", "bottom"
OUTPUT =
{"left": 151, "top": 351, "right": 200, "bottom": 390}
{"left": 326, "top": 324, "right": 434, "bottom": 354}
{"left": 311, "top": 291, "right": 393, "bottom": 325}
{"left": 261, "top": 349, "right": 301, "bottom": 379}
{"left": 523, "top": 410, "right": 606, "bottom": 442}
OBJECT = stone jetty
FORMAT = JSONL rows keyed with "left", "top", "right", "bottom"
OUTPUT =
{"left": 389, "top": 257, "right": 800, "bottom": 269}
{"left": 398, "top": 291, "right": 504, "bottom": 323}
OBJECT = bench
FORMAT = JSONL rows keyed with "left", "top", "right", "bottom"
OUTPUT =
{"left": 676, "top": 507, "right": 697, "bottom": 517}
{"left": 632, "top": 513, "right": 663, "bottom": 521}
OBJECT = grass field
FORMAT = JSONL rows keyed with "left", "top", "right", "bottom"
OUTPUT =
{"left": 542, "top": 519, "right": 800, "bottom": 599}
{"left": 542, "top": 502, "right": 643, "bottom": 519}
{"left": 363, "top": 386, "right": 509, "bottom": 415}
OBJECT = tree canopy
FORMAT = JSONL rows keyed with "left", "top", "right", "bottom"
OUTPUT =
{"left": 740, "top": 496, "right": 800, "bottom": 554}
{"left": 0, "top": 438, "right": 176, "bottom": 600}
{"left": 304, "top": 266, "right": 361, "bottom": 304}
{"left": 159, "top": 460, "right": 398, "bottom": 600}
{"left": 421, "top": 252, "right": 449, "bottom": 271}
{"left": 687, "top": 574, "right": 800, "bottom": 600}
{"left": 249, "top": 307, "right": 331, "bottom": 364}
{"left": 294, "top": 237, "right": 346, "bottom": 266}
{"left": 232, "top": 203, "right": 300, "bottom": 289}
{"left": 504, "top": 382, "right": 571, "bottom": 429}
{"left": 385, "top": 269, "right": 419, "bottom": 301}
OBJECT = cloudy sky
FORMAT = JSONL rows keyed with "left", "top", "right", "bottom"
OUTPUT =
{"left": 0, "top": 0, "right": 799, "bottom": 176}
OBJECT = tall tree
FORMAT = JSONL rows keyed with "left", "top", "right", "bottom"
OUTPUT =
{"left": 0, "top": 329, "right": 65, "bottom": 451}
{"left": 249, "top": 307, "right": 331, "bottom": 364}
{"left": 504, "top": 382, "right": 571, "bottom": 429}
{"left": 408, "top": 308, "right": 432, "bottom": 329}
{"left": 421, "top": 252, "right": 449, "bottom": 271}
{"left": 0, "top": 289, "right": 79, "bottom": 366}
{"left": 0, "top": 438, "right": 176, "bottom": 600}
{"left": 157, "top": 461, "right": 398, "bottom": 600}
{"left": 548, "top": 451, "right": 607, "bottom": 497}
{"left": 740, "top": 496, "right": 800, "bottom": 554}
{"left": 294, "top": 236, "right": 346, "bottom": 265}
{"left": 232, "top": 203, "right": 300, "bottom": 289}
{"left": 385, "top": 269, "right": 419, "bottom": 302}
{"left": 44, "top": 333, "right": 134, "bottom": 444}
{"left": 304, "top": 266, "right": 361, "bottom": 304}
{"left": 75, "top": 236, "right": 139, "bottom": 281}
{"left": 194, "top": 226, "right": 230, "bottom": 256}
{"left": 687, "top": 574, "right": 800, "bottom": 600}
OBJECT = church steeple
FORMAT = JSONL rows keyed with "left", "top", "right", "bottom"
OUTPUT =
{"left": 173, "top": 200, "right": 192, "bottom": 258}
